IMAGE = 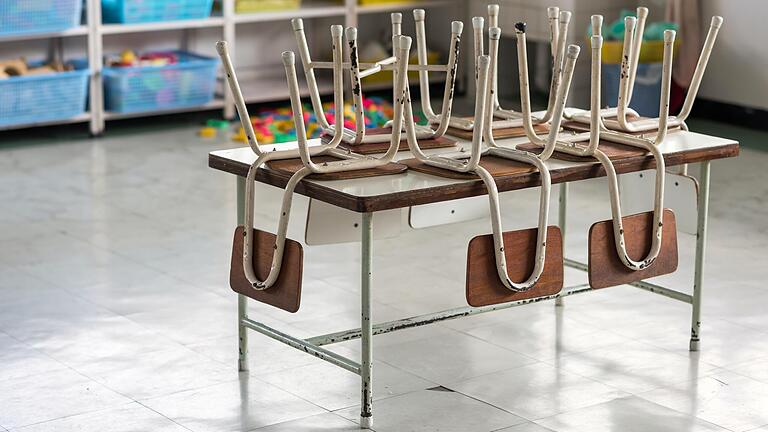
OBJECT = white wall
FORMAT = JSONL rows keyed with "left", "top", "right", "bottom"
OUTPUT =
{"left": 699, "top": 0, "right": 768, "bottom": 110}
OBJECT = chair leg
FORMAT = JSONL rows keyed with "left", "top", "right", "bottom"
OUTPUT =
{"left": 556, "top": 183, "right": 568, "bottom": 307}
{"left": 237, "top": 177, "right": 250, "bottom": 371}
{"left": 690, "top": 161, "right": 710, "bottom": 352}
{"left": 360, "top": 212, "right": 374, "bottom": 429}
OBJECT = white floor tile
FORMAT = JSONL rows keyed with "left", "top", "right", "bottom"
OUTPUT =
{"left": 335, "top": 388, "right": 527, "bottom": 432}
{"left": 450, "top": 362, "right": 628, "bottom": 420}
{"left": 0, "top": 332, "right": 67, "bottom": 382}
{"left": 374, "top": 330, "right": 537, "bottom": 384}
{"left": 258, "top": 353, "right": 434, "bottom": 410}
{"left": 639, "top": 370, "right": 768, "bottom": 432}
{"left": 547, "top": 340, "right": 718, "bottom": 394}
{"left": 0, "top": 369, "right": 131, "bottom": 429}
{"left": 495, "top": 423, "right": 556, "bottom": 432}
{"left": 463, "top": 310, "right": 629, "bottom": 362}
{"left": 12, "top": 403, "right": 189, "bottom": 432}
{"left": 250, "top": 412, "right": 359, "bottom": 431}
{"left": 142, "top": 377, "right": 326, "bottom": 432}
{"left": 82, "top": 346, "right": 236, "bottom": 400}
{"left": 536, "top": 396, "right": 728, "bottom": 432}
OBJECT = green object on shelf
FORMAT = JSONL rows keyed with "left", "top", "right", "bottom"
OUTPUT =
{"left": 604, "top": 9, "right": 637, "bottom": 40}
{"left": 207, "top": 119, "right": 229, "bottom": 129}
{"left": 644, "top": 22, "right": 679, "bottom": 41}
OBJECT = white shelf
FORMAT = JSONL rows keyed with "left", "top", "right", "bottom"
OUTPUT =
{"left": 100, "top": 17, "right": 225, "bottom": 35}
{"left": 357, "top": 0, "right": 455, "bottom": 14}
{"left": 234, "top": 5, "right": 347, "bottom": 23}
{"left": 0, "top": 0, "right": 465, "bottom": 134}
{"left": 0, "top": 113, "right": 91, "bottom": 132}
{"left": 0, "top": 26, "right": 89, "bottom": 42}
{"left": 104, "top": 99, "right": 226, "bottom": 120}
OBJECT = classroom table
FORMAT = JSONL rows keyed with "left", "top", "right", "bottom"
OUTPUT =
{"left": 209, "top": 129, "right": 738, "bottom": 429}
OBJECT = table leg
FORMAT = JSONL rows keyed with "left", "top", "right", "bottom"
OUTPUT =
{"left": 237, "top": 176, "right": 249, "bottom": 371}
{"left": 690, "top": 161, "right": 710, "bottom": 352}
{"left": 556, "top": 183, "right": 568, "bottom": 307}
{"left": 360, "top": 212, "right": 374, "bottom": 429}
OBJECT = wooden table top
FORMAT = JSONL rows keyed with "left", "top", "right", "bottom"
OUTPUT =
{"left": 209, "top": 131, "right": 739, "bottom": 213}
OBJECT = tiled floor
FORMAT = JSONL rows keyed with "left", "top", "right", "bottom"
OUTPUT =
{"left": 1, "top": 120, "right": 767, "bottom": 432}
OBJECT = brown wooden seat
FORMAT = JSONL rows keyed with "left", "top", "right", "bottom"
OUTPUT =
{"left": 447, "top": 118, "right": 549, "bottom": 140}
{"left": 516, "top": 140, "right": 647, "bottom": 163}
{"left": 561, "top": 117, "right": 681, "bottom": 135}
{"left": 327, "top": 127, "right": 457, "bottom": 155}
{"left": 400, "top": 156, "right": 536, "bottom": 180}
{"left": 267, "top": 155, "right": 407, "bottom": 180}
{"left": 466, "top": 226, "right": 563, "bottom": 306}
{"left": 588, "top": 209, "right": 678, "bottom": 289}
{"left": 230, "top": 226, "right": 304, "bottom": 313}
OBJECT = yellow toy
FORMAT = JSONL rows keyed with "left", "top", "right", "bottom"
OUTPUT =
{"left": 232, "top": 127, "right": 248, "bottom": 143}
{"left": 198, "top": 126, "right": 217, "bottom": 138}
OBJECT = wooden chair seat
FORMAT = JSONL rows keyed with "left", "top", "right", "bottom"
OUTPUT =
{"left": 230, "top": 226, "right": 304, "bottom": 313}
{"left": 466, "top": 226, "right": 563, "bottom": 306}
{"left": 561, "top": 118, "right": 681, "bottom": 135}
{"left": 588, "top": 209, "right": 678, "bottom": 289}
{"left": 400, "top": 156, "right": 536, "bottom": 180}
{"left": 266, "top": 155, "right": 407, "bottom": 180}
{"left": 516, "top": 141, "right": 647, "bottom": 162}
{"left": 327, "top": 127, "right": 458, "bottom": 155}
{"left": 447, "top": 118, "right": 549, "bottom": 140}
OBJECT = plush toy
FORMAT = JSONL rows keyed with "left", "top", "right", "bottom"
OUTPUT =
{"left": 0, "top": 58, "right": 72, "bottom": 79}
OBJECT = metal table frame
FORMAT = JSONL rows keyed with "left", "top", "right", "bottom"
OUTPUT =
{"left": 212, "top": 131, "right": 729, "bottom": 429}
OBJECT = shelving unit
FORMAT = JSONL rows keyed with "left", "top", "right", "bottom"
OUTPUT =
{"left": 0, "top": 0, "right": 461, "bottom": 135}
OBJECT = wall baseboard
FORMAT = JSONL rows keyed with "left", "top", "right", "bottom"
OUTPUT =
{"left": 691, "top": 99, "right": 768, "bottom": 130}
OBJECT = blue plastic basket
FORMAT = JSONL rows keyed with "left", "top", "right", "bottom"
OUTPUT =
{"left": 0, "top": 0, "right": 83, "bottom": 36}
{"left": 602, "top": 63, "right": 664, "bottom": 118}
{"left": 0, "top": 63, "right": 89, "bottom": 128}
{"left": 102, "top": 0, "right": 214, "bottom": 24}
{"left": 102, "top": 51, "right": 218, "bottom": 114}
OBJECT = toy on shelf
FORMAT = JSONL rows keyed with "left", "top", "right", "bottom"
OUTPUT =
{"left": 105, "top": 50, "right": 179, "bottom": 68}
{"left": 207, "top": 119, "right": 230, "bottom": 130}
{"left": 0, "top": 58, "right": 74, "bottom": 79}
{"left": 198, "top": 126, "right": 218, "bottom": 138}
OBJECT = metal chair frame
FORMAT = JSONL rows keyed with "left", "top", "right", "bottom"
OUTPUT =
{"left": 292, "top": 11, "right": 460, "bottom": 145}
{"left": 570, "top": 9, "right": 723, "bottom": 133}
{"left": 517, "top": 14, "right": 678, "bottom": 271}
{"left": 405, "top": 31, "right": 578, "bottom": 291}
{"left": 216, "top": 28, "right": 411, "bottom": 290}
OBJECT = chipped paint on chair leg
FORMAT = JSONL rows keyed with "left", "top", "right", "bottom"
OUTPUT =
{"left": 360, "top": 212, "right": 374, "bottom": 429}
{"left": 690, "top": 161, "right": 710, "bottom": 351}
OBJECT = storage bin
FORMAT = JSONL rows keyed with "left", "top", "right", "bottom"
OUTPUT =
{"left": 0, "top": 0, "right": 83, "bottom": 36}
{"left": 102, "top": 0, "right": 214, "bottom": 24}
{"left": 0, "top": 62, "right": 89, "bottom": 128}
{"left": 102, "top": 51, "right": 218, "bottom": 114}
{"left": 235, "top": 0, "right": 301, "bottom": 13}
{"left": 602, "top": 62, "right": 663, "bottom": 118}
{"left": 601, "top": 39, "right": 680, "bottom": 64}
